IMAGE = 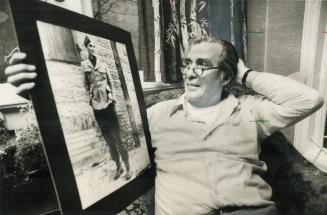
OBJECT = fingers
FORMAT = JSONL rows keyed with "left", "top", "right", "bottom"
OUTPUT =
{"left": 7, "top": 72, "right": 37, "bottom": 86}
{"left": 237, "top": 59, "right": 246, "bottom": 70}
{"left": 5, "top": 63, "right": 36, "bottom": 76}
{"left": 15, "top": 82, "right": 36, "bottom": 95}
{"left": 4, "top": 51, "right": 37, "bottom": 95}
{"left": 5, "top": 61, "right": 37, "bottom": 88}
{"left": 8, "top": 52, "right": 27, "bottom": 65}
{"left": 4, "top": 51, "right": 36, "bottom": 86}
{"left": 235, "top": 59, "right": 247, "bottom": 84}
{"left": 238, "top": 58, "right": 244, "bottom": 64}
{"left": 237, "top": 59, "right": 249, "bottom": 78}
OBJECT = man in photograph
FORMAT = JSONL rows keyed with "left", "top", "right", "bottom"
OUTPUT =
{"left": 81, "top": 35, "right": 131, "bottom": 181}
{"left": 4, "top": 36, "right": 324, "bottom": 214}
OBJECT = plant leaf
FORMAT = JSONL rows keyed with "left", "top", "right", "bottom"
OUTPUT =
{"left": 198, "top": 0, "right": 207, "bottom": 12}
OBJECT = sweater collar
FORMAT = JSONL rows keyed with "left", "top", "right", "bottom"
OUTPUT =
{"left": 169, "top": 93, "right": 240, "bottom": 119}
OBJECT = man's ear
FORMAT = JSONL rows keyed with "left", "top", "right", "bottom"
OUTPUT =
{"left": 222, "top": 78, "right": 232, "bottom": 87}
{"left": 217, "top": 72, "right": 232, "bottom": 86}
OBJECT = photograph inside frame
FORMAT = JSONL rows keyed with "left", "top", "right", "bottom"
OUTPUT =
{"left": 36, "top": 20, "right": 151, "bottom": 210}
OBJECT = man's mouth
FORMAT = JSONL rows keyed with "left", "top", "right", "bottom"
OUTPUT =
{"left": 186, "top": 83, "right": 200, "bottom": 87}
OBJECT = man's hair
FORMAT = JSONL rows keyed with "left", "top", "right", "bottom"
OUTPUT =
{"left": 84, "top": 35, "right": 91, "bottom": 47}
{"left": 188, "top": 36, "right": 239, "bottom": 84}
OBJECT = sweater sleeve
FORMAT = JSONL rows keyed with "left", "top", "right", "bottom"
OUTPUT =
{"left": 244, "top": 71, "right": 324, "bottom": 138}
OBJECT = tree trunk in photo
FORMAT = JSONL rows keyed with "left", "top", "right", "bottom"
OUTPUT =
{"left": 95, "top": 0, "right": 103, "bottom": 20}
{"left": 110, "top": 41, "right": 140, "bottom": 148}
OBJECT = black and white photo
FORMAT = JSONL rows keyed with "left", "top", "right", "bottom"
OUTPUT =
{"left": 37, "top": 21, "right": 150, "bottom": 209}
{"left": 4, "top": 1, "right": 155, "bottom": 214}
{"left": 2, "top": 0, "right": 327, "bottom": 215}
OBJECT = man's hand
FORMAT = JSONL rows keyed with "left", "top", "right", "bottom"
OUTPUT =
{"left": 4, "top": 52, "right": 37, "bottom": 95}
{"left": 235, "top": 58, "right": 249, "bottom": 84}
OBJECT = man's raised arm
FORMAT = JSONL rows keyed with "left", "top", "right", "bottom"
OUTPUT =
{"left": 237, "top": 60, "right": 324, "bottom": 137}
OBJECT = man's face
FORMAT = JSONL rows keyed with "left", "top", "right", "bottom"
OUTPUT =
{"left": 87, "top": 42, "right": 95, "bottom": 56}
{"left": 183, "top": 42, "right": 226, "bottom": 107}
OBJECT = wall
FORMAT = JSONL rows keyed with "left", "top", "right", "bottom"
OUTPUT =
{"left": 208, "top": 0, "right": 247, "bottom": 59}
{"left": 248, "top": 2, "right": 327, "bottom": 214}
{"left": 247, "top": 0, "right": 305, "bottom": 142}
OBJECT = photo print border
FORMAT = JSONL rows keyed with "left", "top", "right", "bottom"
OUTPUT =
{"left": 8, "top": 0, "right": 155, "bottom": 214}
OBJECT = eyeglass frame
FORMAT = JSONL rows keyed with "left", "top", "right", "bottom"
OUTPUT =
{"left": 180, "top": 66, "right": 221, "bottom": 77}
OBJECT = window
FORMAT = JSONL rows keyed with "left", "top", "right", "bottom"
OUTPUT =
{"left": 294, "top": 0, "right": 327, "bottom": 172}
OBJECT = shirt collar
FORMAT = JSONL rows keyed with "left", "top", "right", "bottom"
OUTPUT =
{"left": 85, "top": 57, "right": 101, "bottom": 70}
{"left": 169, "top": 94, "right": 186, "bottom": 116}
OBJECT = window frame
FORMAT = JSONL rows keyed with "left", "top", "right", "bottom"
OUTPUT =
{"left": 294, "top": 0, "right": 327, "bottom": 172}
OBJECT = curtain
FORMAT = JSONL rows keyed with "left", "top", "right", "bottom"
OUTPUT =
{"left": 138, "top": 0, "right": 247, "bottom": 83}
{"left": 138, "top": 0, "right": 156, "bottom": 82}
{"left": 162, "top": 0, "right": 209, "bottom": 83}
{"left": 208, "top": 0, "right": 247, "bottom": 60}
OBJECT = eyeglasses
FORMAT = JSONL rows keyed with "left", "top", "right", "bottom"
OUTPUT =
{"left": 180, "top": 66, "right": 220, "bottom": 77}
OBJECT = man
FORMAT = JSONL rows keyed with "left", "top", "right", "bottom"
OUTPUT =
{"left": 147, "top": 37, "right": 324, "bottom": 214}
{"left": 81, "top": 36, "right": 131, "bottom": 181}
{"left": 5, "top": 36, "right": 324, "bottom": 214}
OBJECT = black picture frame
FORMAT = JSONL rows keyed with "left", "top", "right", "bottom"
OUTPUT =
{"left": 8, "top": 0, "right": 155, "bottom": 214}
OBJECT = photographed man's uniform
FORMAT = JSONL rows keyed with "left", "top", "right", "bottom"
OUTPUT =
{"left": 81, "top": 58, "right": 129, "bottom": 170}
{"left": 148, "top": 72, "right": 323, "bottom": 214}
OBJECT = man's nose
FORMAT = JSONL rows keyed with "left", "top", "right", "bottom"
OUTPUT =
{"left": 186, "top": 64, "right": 198, "bottom": 78}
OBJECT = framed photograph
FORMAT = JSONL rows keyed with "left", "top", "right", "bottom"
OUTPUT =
{"left": 8, "top": 0, "right": 155, "bottom": 214}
